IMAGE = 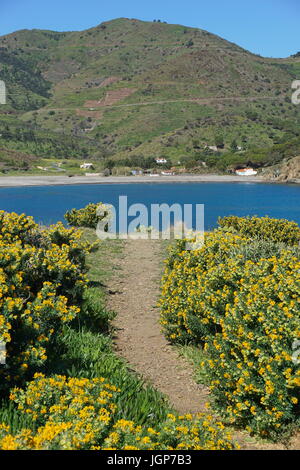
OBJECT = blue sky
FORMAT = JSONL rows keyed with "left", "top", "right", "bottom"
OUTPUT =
{"left": 0, "top": 0, "right": 299, "bottom": 58}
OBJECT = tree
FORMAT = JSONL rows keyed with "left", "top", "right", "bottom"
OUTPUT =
{"left": 230, "top": 139, "right": 238, "bottom": 152}
{"left": 102, "top": 168, "right": 111, "bottom": 177}
{"left": 215, "top": 133, "right": 225, "bottom": 149}
{"left": 186, "top": 40, "right": 194, "bottom": 48}
{"left": 185, "top": 159, "right": 198, "bottom": 169}
{"left": 245, "top": 109, "right": 258, "bottom": 121}
{"left": 105, "top": 159, "right": 115, "bottom": 170}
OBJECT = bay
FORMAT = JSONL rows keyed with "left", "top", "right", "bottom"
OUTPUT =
{"left": 0, "top": 182, "right": 299, "bottom": 230}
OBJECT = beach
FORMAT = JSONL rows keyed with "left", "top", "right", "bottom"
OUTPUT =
{"left": 0, "top": 174, "right": 267, "bottom": 187}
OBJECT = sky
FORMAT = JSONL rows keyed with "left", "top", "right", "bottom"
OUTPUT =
{"left": 0, "top": 0, "right": 299, "bottom": 58}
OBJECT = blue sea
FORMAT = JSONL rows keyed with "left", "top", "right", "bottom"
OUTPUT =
{"left": 0, "top": 182, "right": 299, "bottom": 230}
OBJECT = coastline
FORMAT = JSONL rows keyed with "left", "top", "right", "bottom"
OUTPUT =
{"left": 0, "top": 174, "right": 272, "bottom": 187}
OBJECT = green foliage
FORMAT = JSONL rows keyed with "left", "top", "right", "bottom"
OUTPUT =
{"left": 51, "top": 327, "right": 170, "bottom": 427}
{"left": 0, "top": 400, "right": 34, "bottom": 435}
{"left": 80, "top": 287, "right": 115, "bottom": 333}
{"left": 65, "top": 202, "right": 110, "bottom": 229}
{"left": 0, "top": 49, "right": 51, "bottom": 110}
{"left": 215, "top": 133, "right": 225, "bottom": 149}
{"left": 245, "top": 109, "right": 258, "bottom": 121}
{"left": 115, "top": 155, "right": 156, "bottom": 169}
{"left": 0, "top": 120, "right": 102, "bottom": 160}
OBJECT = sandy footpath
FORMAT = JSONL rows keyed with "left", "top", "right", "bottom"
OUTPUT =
{"left": 108, "top": 239, "right": 210, "bottom": 416}
{"left": 0, "top": 174, "right": 266, "bottom": 187}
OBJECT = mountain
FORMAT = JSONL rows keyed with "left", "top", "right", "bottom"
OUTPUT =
{"left": 0, "top": 18, "right": 300, "bottom": 171}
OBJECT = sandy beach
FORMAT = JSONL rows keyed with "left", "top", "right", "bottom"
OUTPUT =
{"left": 0, "top": 174, "right": 267, "bottom": 187}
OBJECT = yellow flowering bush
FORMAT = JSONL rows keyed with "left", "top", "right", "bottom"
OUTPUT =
{"left": 218, "top": 215, "right": 300, "bottom": 245}
{"left": 203, "top": 251, "right": 300, "bottom": 436}
{"left": 0, "top": 374, "right": 118, "bottom": 450}
{"left": 160, "top": 230, "right": 249, "bottom": 343}
{"left": 0, "top": 374, "right": 235, "bottom": 450}
{"left": 0, "top": 211, "right": 97, "bottom": 391}
{"left": 65, "top": 203, "right": 109, "bottom": 229}
{"left": 0, "top": 211, "right": 37, "bottom": 244}
{"left": 101, "top": 413, "right": 235, "bottom": 450}
{"left": 1, "top": 282, "right": 79, "bottom": 388}
{"left": 160, "top": 221, "right": 300, "bottom": 438}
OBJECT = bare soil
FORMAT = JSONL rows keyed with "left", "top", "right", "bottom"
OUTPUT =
{"left": 108, "top": 239, "right": 209, "bottom": 414}
{"left": 98, "top": 76, "right": 120, "bottom": 88}
{"left": 84, "top": 88, "right": 137, "bottom": 108}
{"left": 76, "top": 109, "right": 103, "bottom": 119}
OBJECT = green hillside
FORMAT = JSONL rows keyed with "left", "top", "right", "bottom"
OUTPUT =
{"left": 0, "top": 18, "right": 299, "bottom": 172}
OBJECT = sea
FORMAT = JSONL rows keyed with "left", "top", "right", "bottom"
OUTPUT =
{"left": 0, "top": 182, "right": 299, "bottom": 230}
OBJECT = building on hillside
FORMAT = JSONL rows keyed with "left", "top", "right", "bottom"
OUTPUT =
{"left": 205, "top": 145, "right": 218, "bottom": 152}
{"left": 80, "top": 162, "right": 94, "bottom": 170}
{"left": 155, "top": 158, "right": 167, "bottom": 164}
{"left": 235, "top": 168, "right": 258, "bottom": 176}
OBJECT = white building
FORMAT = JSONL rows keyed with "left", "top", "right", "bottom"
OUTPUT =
{"left": 80, "top": 162, "right": 94, "bottom": 169}
{"left": 204, "top": 145, "right": 218, "bottom": 152}
{"left": 155, "top": 158, "right": 167, "bottom": 164}
{"left": 235, "top": 168, "right": 258, "bottom": 176}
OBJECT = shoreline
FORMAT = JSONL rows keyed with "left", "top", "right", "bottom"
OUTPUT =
{"left": 0, "top": 174, "right": 287, "bottom": 187}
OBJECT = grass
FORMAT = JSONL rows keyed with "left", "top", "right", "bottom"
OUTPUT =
{"left": 0, "top": 401, "right": 35, "bottom": 435}
{"left": 82, "top": 228, "right": 124, "bottom": 284}
{"left": 50, "top": 326, "right": 171, "bottom": 426}
{"left": 176, "top": 345, "right": 209, "bottom": 386}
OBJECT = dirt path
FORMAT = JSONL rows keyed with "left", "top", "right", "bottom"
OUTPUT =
{"left": 107, "top": 239, "right": 209, "bottom": 414}
{"left": 43, "top": 94, "right": 280, "bottom": 113}
{"left": 107, "top": 239, "right": 299, "bottom": 450}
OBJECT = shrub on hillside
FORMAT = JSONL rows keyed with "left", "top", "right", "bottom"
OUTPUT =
{"left": 218, "top": 215, "right": 300, "bottom": 246}
{"left": 0, "top": 211, "right": 98, "bottom": 392}
{"left": 160, "top": 221, "right": 300, "bottom": 438}
{"left": 65, "top": 202, "right": 109, "bottom": 229}
{"left": 160, "top": 230, "right": 249, "bottom": 344}
{"left": 203, "top": 251, "right": 300, "bottom": 436}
